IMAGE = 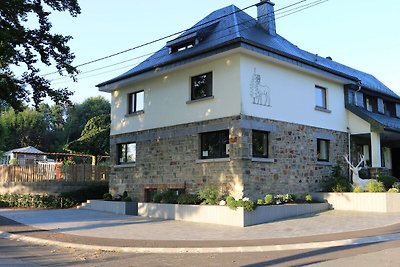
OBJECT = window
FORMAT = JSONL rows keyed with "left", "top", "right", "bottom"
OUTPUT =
{"left": 200, "top": 130, "right": 229, "bottom": 159}
{"left": 365, "top": 97, "right": 374, "bottom": 112}
{"left": 317, "top": 139, "right": 329, "bottom": 162}
{"left": 315, "top": 86, "right": 327, "bottom": 109}
{"left": 191, "top": 72, "right": 212, "bottom": 100}
{"left": 128, "top": 91, "right": 144, "bottom": 114}
{"left": 252, "top": 130, "right": 269, "bottom": 158}
{"left": 118, "top": 143, "right": 136, "bottom": 164}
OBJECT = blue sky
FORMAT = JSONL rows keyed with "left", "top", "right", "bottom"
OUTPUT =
{"left": 41, "top": 0, "right": 400, "bottom": 103}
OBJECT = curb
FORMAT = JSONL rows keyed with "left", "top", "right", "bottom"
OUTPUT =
{"left": 2, "top": 230, "right": 400, "bottom": 254}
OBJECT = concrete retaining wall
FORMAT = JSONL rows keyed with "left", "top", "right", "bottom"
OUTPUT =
{"left": 312, "top": 193, "right": 400, "bottom": 212}
{"left": 79, "top": 199, "right": 137, "bottom": 215}
{"left": 137, "top": 202, "right": 329, "bottom": 227}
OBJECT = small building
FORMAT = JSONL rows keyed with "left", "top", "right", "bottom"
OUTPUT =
{"left": 4, "top": 146, "right": 47, "bottom": 165}
{"left": 97, "top": 1, "right": 400, "bottom": 201}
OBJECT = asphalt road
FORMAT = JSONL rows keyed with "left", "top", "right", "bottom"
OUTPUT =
{"left": 1, "top": 237, "right": 400, "bottom": 266}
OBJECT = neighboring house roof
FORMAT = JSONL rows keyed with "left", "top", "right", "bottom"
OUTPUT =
{"left": 5, "top": 146, "right": 43, "bottom": 156}
{"left": 346, "top": 104, "right": 400, "bottom": 133}
{"left": 97, "top": 4, "right": 400, "bottom": 100}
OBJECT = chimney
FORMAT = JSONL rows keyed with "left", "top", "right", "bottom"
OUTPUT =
{"left": 256, "top": 0, "right": 276, "bottom": 36}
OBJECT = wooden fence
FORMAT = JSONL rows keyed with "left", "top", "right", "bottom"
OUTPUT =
{"left": 0, "top": 163, "right": 110, "bottom": 183}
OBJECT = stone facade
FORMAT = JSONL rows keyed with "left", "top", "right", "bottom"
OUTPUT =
{"left": 109, "top": 115, "right": 348, "bottom": 201}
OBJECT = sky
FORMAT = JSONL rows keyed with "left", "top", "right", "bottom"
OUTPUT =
{"left": 38, "top": 0, "right": 400, "bottom": 104}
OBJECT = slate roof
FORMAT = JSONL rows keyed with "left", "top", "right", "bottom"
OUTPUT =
{"left": 97, "top": 4, "right": 400, "bottom": 100}
{"left": 346, "top": 104, "right": 400, "bottom": 132}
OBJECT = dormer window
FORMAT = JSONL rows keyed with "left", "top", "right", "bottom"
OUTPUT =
{"left": 365, "top": 96, "right": 374, "bottom": 112}
{"left": 166, "top": 21, "right": 219, "bottom": 54}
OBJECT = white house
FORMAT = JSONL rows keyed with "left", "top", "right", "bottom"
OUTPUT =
{"left": 4, "top": 146, "right": 46, "bottom": 165}
{"left": 97, "top": 1, "right": 400, "bottom": 201}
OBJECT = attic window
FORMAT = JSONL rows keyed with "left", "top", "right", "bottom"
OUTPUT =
{"left": 170, "top": 39, "right": 197, "bottom": 53}
{"left": 166, "top": 21, "right": 219, "bottom": 54}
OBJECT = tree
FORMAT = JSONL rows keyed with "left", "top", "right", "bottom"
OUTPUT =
{"left": 0, "top": 0, "right": 81, "bottom": 110}
{"left": 64, "top": 96, "right": 110, "bottom": 144}
{"left": 0, "top": 107, "right": 48, "bottom": 151}
{"left": 66, "top": 114, "right": 110, "bottom": 156}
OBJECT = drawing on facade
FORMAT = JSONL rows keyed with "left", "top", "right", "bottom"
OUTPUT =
{"left": 250, "top": 68, "right": 271, "bottom": 107}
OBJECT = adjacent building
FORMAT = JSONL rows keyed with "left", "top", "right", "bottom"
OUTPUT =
{"left": 97, "top": 1, "right": 400, "bottom": 201}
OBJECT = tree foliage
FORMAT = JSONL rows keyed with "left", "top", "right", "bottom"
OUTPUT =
{"left": 0, "top": 96, "right": 110, "bottom": 156}
{"left": 0, "top": 0, "right": 81, "bottom": 110}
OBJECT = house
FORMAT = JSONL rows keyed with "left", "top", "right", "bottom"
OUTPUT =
{"left": 3, "top": 146, "right": 47, "bottom": 165}
{"left": 97, "top": 1, "right": 400, "bottom": 201}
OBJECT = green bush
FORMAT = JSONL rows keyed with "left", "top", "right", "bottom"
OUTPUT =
{"left": 177, "top": 193, "right": 200, "bottom": 205}
{"left": 388, "top": 188, "right": 399, "bottom": 193}
{"left": 103, "top": 193, "right": 112, "bottom": 201}
{"left": 305, "top": 194, "right": 313, "bottom": 203}
{"left": 378, "top": 175, "right": 399, "bottom": 191}
{"left": 264, "top": 194, "right": 274, "bottom": 205}
{"left": 154, "top": 189, "right": 179, "bottom": 204}
{"left": 225, "top": 196, "right": 257, "bottom": 212}
{"left": 257, "top": 199, "right": 264, "bottom": 205}
{"left": 392, "top": 182, "right": 400, "bottom": 190}
{"left": 324, "top": 163, "right": 351, "bottom": 192}
{"left": 353, "top": 185, "right": 364, "bottom": 193}
{"left": 198, "top": 185, "right": 221, "bottom": 205}
{"left": 366, "top": 180, "right": 385, "bottom": 192}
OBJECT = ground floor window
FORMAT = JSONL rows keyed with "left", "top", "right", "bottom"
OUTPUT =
{"left": 252, "top": 130, "right": 269, "bottom": 158}
{"left": 317, "top": 139, "right": 330, "bottom": 162}
{"left": 200, "top": 130, "right": 229, "bottom": 159}
{"left": 118, "top": 143, "right": 136, "bottom": 164}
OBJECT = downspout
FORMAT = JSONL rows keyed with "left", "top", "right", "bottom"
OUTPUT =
{"left": 347, "top": 127, "right": 351, "bottom": 181}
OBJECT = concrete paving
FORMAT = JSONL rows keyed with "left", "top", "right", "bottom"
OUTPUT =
{"left": 1, "top": 208, "right": 400, "bottom": 253}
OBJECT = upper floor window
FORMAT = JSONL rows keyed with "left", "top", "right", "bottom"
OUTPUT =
{"left": 317, "top": 139, "right": 330, "bottom": 162}
{"left": 315, "top": 86, "right": 327, "bottom": 110}
{"left": 365, "top": 96, "right": 374, "bottom": 112}
{"left": 118, "top": 143, "right": 136, "bottom": 164}
{"left": 191, "top": 72, "right": 212, "bottom": 101}
{"left": 252, "top": 130, "right": 269, "bottom": 158}
{"left": 128, "top": 91, "right": 144, "bottom": 114}
{"left": 200, "top": 130, "right": 229, "bottom": 159}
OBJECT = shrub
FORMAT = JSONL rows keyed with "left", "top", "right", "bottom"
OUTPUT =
{"left": 264, "top": 194, "right": 274, "bottom": 205}
{"left": 378, "top": 175, "right": 399, "bottom": 191}
{"left": 177, "top": 193, "right": 200, "bottom": 205}
{"left": 226, "top": 196, "right": 257, "bottom": 212}
{"left": 353, "top": 185, "right": 364, "bottom": 193}
{"left": 198, "top": 185, "right": 221, "bottom": 205}
{"left": 122, "top": 196, "right": 132, "bottom": 202}
{"left": 150, "top": 189, "right": 183, "bottom": 204}
{"left": 305, "top": 194, "right": 313, "bottom": 203}
{"left": 257, "top": 199, "right": 264, "bottom": 205}
{"left": 366, "top": 180, "right": 385, "bottom": 192}
{"left": 122, "top": 191, "right": 128, "bottom": 199}
{"left": 324, "top": 163, "right": 351, "bottom": 192}
{"left": 392, "top": 182, "right": 400, "bottom": 190}
{"left": 388, "top": 188, "right": 399, "bottom": 193}
{"left": 103, "top": 193, "right": 112, "bottom": 201}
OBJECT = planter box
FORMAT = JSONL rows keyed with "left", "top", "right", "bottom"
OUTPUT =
{"left": 312, "top": 193, "right": 400, "bottom": 212}
{"left": 79, "top": 199, "right": 138, "bottom": 215}
{"left": 137, "top": 202, "right": 329, "bottom": 227}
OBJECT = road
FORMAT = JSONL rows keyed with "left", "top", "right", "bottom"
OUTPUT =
{"left": 1, "top": 237, "right": 400, "bottom": 266}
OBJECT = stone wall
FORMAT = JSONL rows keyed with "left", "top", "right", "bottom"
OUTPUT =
{"left": 109, "top": 115, "right": 348, "bottom": 201}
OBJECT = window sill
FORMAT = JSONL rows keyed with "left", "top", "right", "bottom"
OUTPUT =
{"left": 114, "top": 163, "right": 136, "bottom": 168}
{"left": 251, "top": 157, "right": 275, "bottom": 163}
{"left": 186, "top": 96, "right": 214, "bottom": 104}
{"left": 196, "top": 157, "right": 230, "bottom": 164}
{"left": 316, "top": 161, "right": 333, "bottom": 166}
{"left": 315, "top": 106, "right": 331, "bottom": 113}
{"left": 125, "top": 110, "right": 144, "bottom": 117}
